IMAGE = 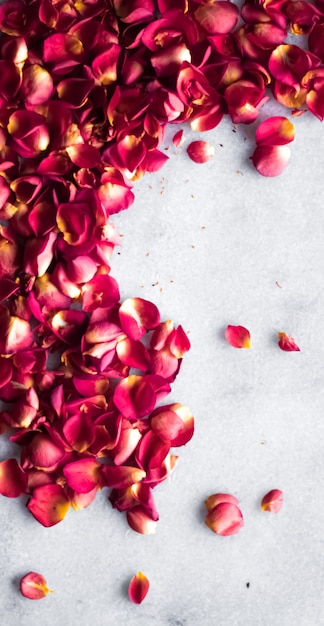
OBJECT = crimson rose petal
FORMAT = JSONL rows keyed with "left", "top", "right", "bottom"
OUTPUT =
{"left": 128, "top": 572, "right": 150, "bottom": 604}
{"left": 278, "top": 332, "right": 300, "bottom": 351}
{"left": 225, "top": 325, "right": 251, "bottom": 349}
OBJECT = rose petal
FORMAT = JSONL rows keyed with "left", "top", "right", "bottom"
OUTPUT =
{"left": 225, "top": 325, "right": 251, "bottom": 348}
{"left": 20, "top": 572, "right": 53, "bottom": 600}
{"left": 205, "top": 501, "right": 244, "bottom": 536}
{"left": 252, "top": 145, "right": 291, "bottom": 177}
{"left": 187, "top": 141, "right": 215, "bottom": 164}
{"left": 27, "top": 484, "right": 70, "bottom": 527}
{"left": 128, "top": 572, "right": 150, "bottom": 604}
{"left": 261, "top": 489, "right": 284, "bottom": 513}
{"left": 0, "top": 458, "right": 27, "bottom": 497}
{"left": 278, "top": 332, "right": 300, "bottom": 351}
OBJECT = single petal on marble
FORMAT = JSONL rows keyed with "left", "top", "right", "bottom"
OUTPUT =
{"left": 278, "top": 332, "right": 300, "bottom": 351}
{"left": 252, "top": 145, "right": 291, "bottom": 177}
{"left": 187, "top": 141, "right": 215, "bottom": 163}
{"left": 128, "top": 572, "right": 150, "bottom": 604}
{"left": 172, "top": 129, "right": 184, "bottom": 147}
{"left": 261, "top": 489, "right": 284, "bottom": 513}
{"left": 205, "top": 501, "right": 244, "bottom": 536}
{"left": 225, "top": 325, "right": 251, "bottom": 348}
{"left": 20, "top": 572, "right": 53, "bottom": 600}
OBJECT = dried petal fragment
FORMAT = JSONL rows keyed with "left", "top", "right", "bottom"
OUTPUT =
{"left": 278, "top": 332, "right": 300, "bottom": 351}
{"left": 205, "top": 501, "right": 244, "bottom": 536}
{"left": 225, "top": 325, "right": 251, "bottom": 348}
{"left": 20, "top": 572, "right": 53, "bottom": 600}
{"left": 187, "top": 141, "right": 215, "bottom": 164}
{"left": 261, "top": 489, "right": 284, "bottom": 513}
{"left": 128, "top": 572, "right": 150, "bottom": 604}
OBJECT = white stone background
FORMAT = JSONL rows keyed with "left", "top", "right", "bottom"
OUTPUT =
{"left": 1, "top": 98, "right": 324, "bottom": 624}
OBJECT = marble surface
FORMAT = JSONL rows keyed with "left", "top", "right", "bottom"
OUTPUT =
{"left": 1, "top": 107, "right": 324, "bottom": 626}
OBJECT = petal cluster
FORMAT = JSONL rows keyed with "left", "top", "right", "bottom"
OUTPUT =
{"left": 0, "top": 0, "right": 321, "bottom": 535}
{"left": 252, "top": 117, "right": 295, "bottom": 176}
{"left": 204, "top": 493, "right": 244, "bottom": 536}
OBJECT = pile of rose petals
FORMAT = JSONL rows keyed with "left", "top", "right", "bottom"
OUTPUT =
{"left": 0, "top": 0, "right": 321, "bottom": 531}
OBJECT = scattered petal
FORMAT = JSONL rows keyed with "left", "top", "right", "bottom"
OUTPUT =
{"left": 187, "top": 141, "right": 215, "bottom": 164}
{"left": 261, "top": 489, "right": 284, "bottom": 513}
{"left": 225, "top": 325, "right": 251, "bottom": 349}
{"left": 205, "top": 500, "right": 244, "bottom": 536}
{"left": 20, "top": 572, "right": 53, "bottom": 600}
{"left": 278, "top": 332, "right": 300, "bottom": 351}
{"left": 128, "top": 572, "right": 150, "bottom": 604}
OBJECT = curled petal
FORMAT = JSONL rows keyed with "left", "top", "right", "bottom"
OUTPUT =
{"left": 205, "top": 502, "right": 244, "bottom": 536}
{"left": 0, "top": 458, "right": 27, "bottom": 497}
{"left": 20, "top": 572, "right": 53, "bottom": 600}
{"left": 187, "top": 141, "right": 215, "bottom": 164}
{"left": 252, "top": 145, "right": 291, "bottom": 177}
{"left": 261, "top": 489, "right": 284, "bottom": 513}
{"left": 27, "top": 484, "right": 70, "bottom": 527}
{"left": 128, "top": 572, "right": 150, "bottom": 604}
{"left": 225, "top": 325, "right": 251, "bottom": 348}
{"left": 255, "top": 117, "right": 295, "bottom": 146}
{"left": 126, "top": 504, "right": 158, "bottom": 534}
{"left": 278, "top": 332, "right": 300, "bottom": 351}
{"left": 119, "top": 297, "right": 160, "bottom": 340}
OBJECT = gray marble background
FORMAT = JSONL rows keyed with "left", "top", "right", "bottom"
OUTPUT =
{"left": 1, "top": 104, "right": 324, "bottom": 625}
